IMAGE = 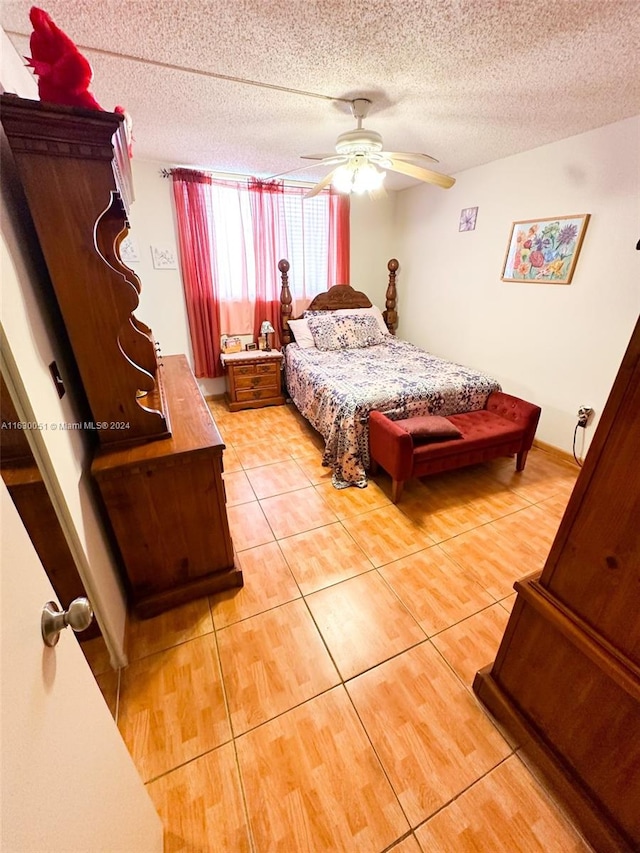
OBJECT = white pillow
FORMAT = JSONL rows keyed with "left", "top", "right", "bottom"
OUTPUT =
{"left": 287, "top": 318, "right": 316, "bottom": 349}
{"left": 334, "top": 305, "right": 389, "bottom": 335}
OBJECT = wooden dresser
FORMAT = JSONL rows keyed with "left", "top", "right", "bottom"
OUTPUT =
{"left": 1, "top": 94, "right": 242, "bottom": 617}
{"left": 221, "top": 350, "right": 285, "bottom": 411}
{"left": 92, "top": 355, "right": 240, "bottom": 617}
{"left": 473, "top": 316, "right": 640, "bottom": 852}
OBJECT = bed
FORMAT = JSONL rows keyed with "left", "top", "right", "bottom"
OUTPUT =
{"left": 278, "top": 258, "right": 501, "bottom": 489}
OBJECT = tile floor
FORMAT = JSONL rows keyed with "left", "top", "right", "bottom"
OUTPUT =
{"left": 87, "top": 399, "right": 595, "bottom": 852}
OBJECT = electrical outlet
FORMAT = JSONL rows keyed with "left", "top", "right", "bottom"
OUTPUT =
{"left": 577, "top": 406, "right": 593, "bottom": 427}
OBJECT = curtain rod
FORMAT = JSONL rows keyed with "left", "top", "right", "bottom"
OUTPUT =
{"left": 159, "top": 167, "right": 317, "bottom": 189}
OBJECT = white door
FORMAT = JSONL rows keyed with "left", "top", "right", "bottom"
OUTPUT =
{"left": 0, "top": 481, "right": 163, "bottom": 853}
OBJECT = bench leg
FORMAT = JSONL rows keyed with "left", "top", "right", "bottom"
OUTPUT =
{"left": 391, "top": 479, "right": 405, "bottom": 503}
{"left": 516, "top": 450, "right": 529, "bottom": 472}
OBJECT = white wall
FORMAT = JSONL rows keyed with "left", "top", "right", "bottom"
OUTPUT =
{"left": 350, "top": 192, "right": 398, "bottom": 309}
{"left": 395, "top": 116, "right": 640, "bottom": 455}
{"left": 1, "top": 29, "right": 128, "bottom": 665}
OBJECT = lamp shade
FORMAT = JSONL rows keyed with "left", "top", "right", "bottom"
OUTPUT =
{"left": 260, "top": 320, "right": 275, "bottom": 334}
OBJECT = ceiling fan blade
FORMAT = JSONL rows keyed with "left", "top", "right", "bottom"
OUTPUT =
{"left": 382, "top": 151, "right": 439, "bottom": 164}
{"left": 300, "top": 153, "right": 336, "bottom": 161}
{"left": 304, "top": 168, "right": 339, "bottom": 199}
{"left": 387, "top": 158, "right": 455, "bottom": 189}
{"left": 266, "top": 159, "right": 342, "bottom": 180}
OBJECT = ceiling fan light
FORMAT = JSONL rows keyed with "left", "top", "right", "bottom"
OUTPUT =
{"left": 332, "top": 165, "right": 356, "bottom": 194}
{"left": 332, "top": 161, "right": 385, "bottom": 195}
{"left": 352, "top": 162, "right": 385, "bottom": 194}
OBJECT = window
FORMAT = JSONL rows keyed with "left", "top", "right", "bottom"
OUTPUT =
{"left": 171, "top": 169, "right": 349, "bottom": 377}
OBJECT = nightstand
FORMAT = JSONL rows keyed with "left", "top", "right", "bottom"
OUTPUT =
{"left": 221, "top": 350, "right": 285, "bottom": 411}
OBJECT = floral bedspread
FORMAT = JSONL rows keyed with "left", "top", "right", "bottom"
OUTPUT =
{"left": 284, "top": 338, "right": 501, "bottom": 488}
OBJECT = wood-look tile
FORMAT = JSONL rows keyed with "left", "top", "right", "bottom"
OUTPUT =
{"left": 500, "top": 592, "right": 517, "bottom": 613}
{"left": 222, "top": 470, "right": 256, "bottom": 505}
{"left": 294, "top": 451, "right": 334, "bottom": 485}
{"left": 537, "top": 491, "right": 571, "bottom": 521}
{"left": 259, "top": 486, "right": 338, "bottom": 538}
{"left": 126, "top": 597, "right": 214, "bottom": 662}
{"left": 226, "top": 501, "right": 274, "bottom": 551}
{"left": 342, "top": 505, "right": 435, "bottom": 568}
{"left": 439, "top": 523, "right": 542, "bottom": 599}
{"left": 388, "top": 835, "right": 423, "bottom": 853}
{"left": 379, "top": 546, "right": 495, "bottom": 636}
{"left": 118, "top": 635, "right": 230, "bottom": 781}
{"left": 431, "top": 603, "right": 510, "bottom": 686}
{"left": 278, "top": 522, "right": 373, "bottom": 594}
{"left": 416, "top": 468, "right": 488, "bottom": 510}
{"left": 245, "top": 458, "right": 312, "bottom": 498}
{"left": 489, "top": 503, "right": 561, "bottom": 560}
{"left": 415, "top": 755, "right": 592, "bottom": 852}
{"left": 217, "top": 599, "right": 339, "bottom": 734}
{"left": 315, "top": 478, "right": 391, "bottom": 519}
{"left": 210, "top": 541, "right": 300, "bottom": 628}
{"left": 206, "top": 398, "right": 229, "bottom": 418}
{"left": 285, "top": 431, "right": 326, "bottom": 458}
{"left": 80, "top": 635, "right": 112, "bottom": 676}
{"left": 146, "top": 742, "right": 251, "bottom": 853}
{"left": 462, "top": 478, "right": 532, "bottom": 524}
{"left": 96, "top": 669, "right": 119, "bottom": 719}
{"left": 306, "top": 571, "right": 426, "bottom": 679}
{"left": 234, "top": 438, "right": 293, "bottom": 469}
{"left": 236, "top": 687, "right": 409, "bottom": 851}
{"left": 221, "top": 444, "right": 242, "bottom": 473}
{"left": 347, "top": 642, "right": 511, "bottom": 826}
{"left": 399, "top": 495, "right": 486, "bottom": 544}
{"left": 486, "top": 449, "right": 578, "bottom": 504}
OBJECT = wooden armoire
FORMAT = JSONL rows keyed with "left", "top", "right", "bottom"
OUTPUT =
{"left": 1, "top": 94, "right": 242, "bottom": 618}
{"left": 474, "top": 316, "right": 640, "bottom": 852}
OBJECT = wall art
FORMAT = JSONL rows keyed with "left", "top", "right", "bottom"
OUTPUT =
{"left": 151, "top": 245, "right": 178, "bottom": 270}
{"left": 501, "top": 214, "right": 590, "bottom": 284}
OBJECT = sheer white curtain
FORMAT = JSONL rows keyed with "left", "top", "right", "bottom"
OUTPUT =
{"left": 173, "top": 171, "right": 350, "bottom": 358}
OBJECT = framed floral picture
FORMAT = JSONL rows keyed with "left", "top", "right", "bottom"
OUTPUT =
{"left": 501, "top": 214, "right": 590, "bottom": 284}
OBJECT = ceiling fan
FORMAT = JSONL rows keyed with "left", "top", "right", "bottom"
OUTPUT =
{"left": 273, "top": 98, "right": 456, "bottom": 198}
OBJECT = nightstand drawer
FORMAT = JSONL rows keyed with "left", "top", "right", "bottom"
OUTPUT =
{"left": 234, "top": 363, "right": 278, "bottom": 378}
{"left": 236, "top": 387, "right": 278, "bottom": 404}
{"left": 235, "top": 374, "right": 278, "bottom": 390}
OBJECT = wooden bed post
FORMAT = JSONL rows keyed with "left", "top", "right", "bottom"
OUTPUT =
{"left": 385, "top": 258, "right": 399, "bottom": 335}
{"left": 278, "top": 258, "right": 292, "bottom": 345}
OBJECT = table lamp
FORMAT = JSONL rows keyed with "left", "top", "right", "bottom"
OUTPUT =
{"left": 260, "top": 320, "right": 275, "bottom": 351}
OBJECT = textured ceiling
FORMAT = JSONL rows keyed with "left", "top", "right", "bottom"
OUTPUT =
{"left": 2, "top": 0, "right": 640, "bottom": 191}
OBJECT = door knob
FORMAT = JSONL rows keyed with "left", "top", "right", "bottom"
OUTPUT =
{"left": 41, "top": 597, "right": 94, "bottom": 647}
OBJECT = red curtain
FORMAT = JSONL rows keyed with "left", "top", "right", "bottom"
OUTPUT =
{"left": 329, "top": 189, "right": 350, "bottom": 286}
{"left": 248, "top": 179, "right": 287, "bottom": 349}
{"left": 171, "top": 169, "right": 224, "bottom": 378}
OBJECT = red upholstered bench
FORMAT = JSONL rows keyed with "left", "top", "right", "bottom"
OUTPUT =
{"left": 369, "top": 391, "right": 541, "bottom": 503}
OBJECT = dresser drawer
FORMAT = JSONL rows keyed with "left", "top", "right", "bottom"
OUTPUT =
{"left": 233, "top": 363, "right": 278, "bottom": 378}
{"left": 235, "top": 374, "right": 278, "bottom": 391}
{"left": 236, "top": 387, "right": 280, "bottom": 404}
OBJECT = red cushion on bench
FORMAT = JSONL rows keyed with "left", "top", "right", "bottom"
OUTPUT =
{"left": 395, "top": 415, "right": 462, "bottom": 442}
{"left": 413, "top": 410, "right": 524, "bottom": 462}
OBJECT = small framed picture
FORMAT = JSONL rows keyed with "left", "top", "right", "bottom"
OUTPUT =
{"left": 245, "top": 342, "right": 258, "bottom": 351}
{"left": 459, "top": 207, "right": 478, "bottom": 232}
{"left": 258, "top": 335, "right": 268, "bottom": 351}
{"left": 151, "top": 245, "right": 178, "bottom": 270}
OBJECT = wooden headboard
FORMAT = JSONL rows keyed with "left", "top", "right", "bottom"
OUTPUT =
{"left": 278, "top": 258, "right": 399, "bottom": 345}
